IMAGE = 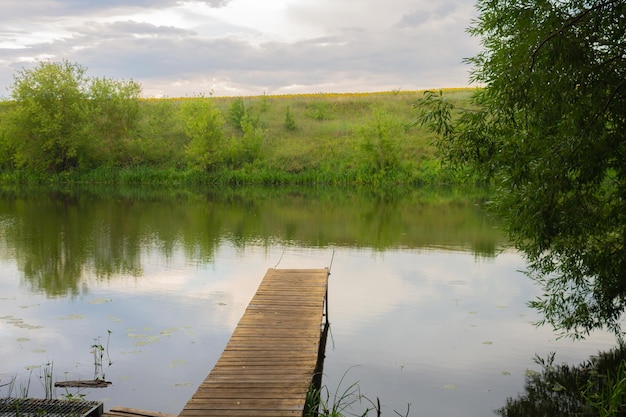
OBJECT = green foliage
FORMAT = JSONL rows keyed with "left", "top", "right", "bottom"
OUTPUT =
{"left": 84, "top": 77, "right": 142, "bottom": 167}
{"left": 3, "top": 60, "right": 146, "bottom": 173}
{"left": 180, "top": 96, "right": 225, "bottom": 170}
{"left": 134, "top": 100, "right": 186, "bottom": 167}
{"left": 7, "top": 60, "right": 88, "bottom": 172}
{"left": 284, "top": 105, "right": 297, "bottom": 131}
{"left": 1, "top": 80, "right": 469, "bottom": 185}
{"left": 305, "top": 368, "right": 410, "bottom": 417}
{"left": 259, "top": 92, "right": 271, "bottom": 113}
{"left": 307, "top": 101, "right": 333, "bottom": 121}
{"left": 223, "top": 116, "right": 264, "bottom": 167}
{"left": 497, "top": 345, "right": 626, "bottom": 417}
{"left": 583, "top": 359, "right": 626, "bottom": 417}
{"left": 305, "top": 378, "right": 364, "bottom": 417}
{"left": 416, "top": 0, "right": 626, "bottom": 338}
{"left": 91, "top": 330, "right": 112, "bottom": 381}
{"left": 359, "top": 106, "right": 402, "bottom": 174}
{"left": 0, "top": 102, "right": 15, "bottom": 170}
{"left": 239, "top": 116, "right": 264, "bottom": 162}
{"left": 228, "top": 97, "right": 247, "bottom": 130}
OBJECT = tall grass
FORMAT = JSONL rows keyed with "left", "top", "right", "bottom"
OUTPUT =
{"left": 305, "top": 368, "right": 411, "bottom": 417}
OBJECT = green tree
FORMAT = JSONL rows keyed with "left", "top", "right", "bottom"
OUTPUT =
{"left": 180, "top": 96, "right": 225, "bottom": 170}
{"left": 417, "top": 0, "right": 626, "bottom": 338}
{"left": 135, "top": 100, "right": 186, "bottom": 167}
{"left": 85, "top": 77, "right": 142, "bottom": 167}
{"left": 0, "top": 101, "right": 15, "bottom": 170}
{"left": 7, "top": 60, "right": 88, "bottom": 172}
{"left": 4, "top": 60, "right": 145, "bottom": 172}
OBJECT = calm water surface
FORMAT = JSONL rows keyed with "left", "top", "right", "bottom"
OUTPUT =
{"left": 0, "top": 186, "right": 616, "bottom": 416}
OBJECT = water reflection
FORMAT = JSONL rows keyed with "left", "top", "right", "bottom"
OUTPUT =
{"left": 497, "top": 345, "right": 626, "bottom": 417}
{"left": 0, "top": 186, "right": 501, "bottom": 297}
{"left": 0, "top": 186, "right": 617, "bottom": 416}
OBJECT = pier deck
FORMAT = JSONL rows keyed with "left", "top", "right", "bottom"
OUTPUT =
{"left": 178, "top": 267, "right": 329, "bottom": 417}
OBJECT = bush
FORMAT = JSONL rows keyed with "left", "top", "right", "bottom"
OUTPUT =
{"left": 284, "top": 105, "right": 297, "bottom": 131}
{"left": 4, "top": 60, "right": 143, "bottom": 172}
{"left": 358, "top": 106, "right": 402, "bottom": 174}
{"left": 180, "top": 97, "right": 225, "bottom": 170}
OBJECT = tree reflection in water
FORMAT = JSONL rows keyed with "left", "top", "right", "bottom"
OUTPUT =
{"left": 0, "top": 185, "right": 501, "bottom": 297}
{"left": 497, "top": 344, "right": 626, "bottom": 417}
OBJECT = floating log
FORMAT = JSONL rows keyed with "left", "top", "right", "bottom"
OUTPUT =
{"left": 55, "top": 379, "right": 112, "bottom": 388}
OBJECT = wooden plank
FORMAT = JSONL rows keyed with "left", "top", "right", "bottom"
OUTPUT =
{"left": 192, "top": 382, "right": 311, "bottom": 391}
{"left": 178, "top": 268, "right": 329, "bottom": 417}
{"left": 179, "top": 411, "right": 302, "bottom": 417}
{"left": 103, "top": 406, "right": 176, "bottom": 417}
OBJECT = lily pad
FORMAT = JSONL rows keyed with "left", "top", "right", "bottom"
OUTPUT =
{"left": 8, "top": 317, "right": 43, "bottom": 329}
{"left": 90, "top": 298, "right": 112, "bottom": 305}
{"left": 23, "top": 323, "right": 42, "bottom": 329}
{"left": 134, "top": 335, "right": 160, "bottom": 346}
{"left": 57, "top": 314, "right": 85, "bottom": 320}
{"left": 160, "top": 327, "right": 179, "bottom": 336}
{"left": 169, "top": 359, "right": 187, "bottom": 368}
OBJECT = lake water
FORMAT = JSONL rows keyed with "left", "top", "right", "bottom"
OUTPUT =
{"left": 0, "top": 186, "right": 616, "bottom": 416}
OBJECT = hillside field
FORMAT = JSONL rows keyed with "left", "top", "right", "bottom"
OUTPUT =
{"left": 0, "top": 88, "right": 476, "bottom": 185}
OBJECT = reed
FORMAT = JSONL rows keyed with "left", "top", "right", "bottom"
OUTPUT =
{"left": 305, "top": 368, "right": 411, "bottom": 417}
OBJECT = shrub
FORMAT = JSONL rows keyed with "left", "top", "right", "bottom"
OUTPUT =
{"left": 228, "top": 98, "right": 247, "bottom": 130}
{"left": 180, "top": 97, "right": 225, "bottom": 170}
{"left": 284, "top": 105, "right": 297, "bottom": 131}
{"left": 358, "top": 106, "right": 402, "bottom": 174}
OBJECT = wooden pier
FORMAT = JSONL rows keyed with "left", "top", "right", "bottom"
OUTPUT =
{"left": 178, "top": 268, "right": 329, "bottom": 417}
{"left": 105, "top": 268, "right": 329, "bottom": 417}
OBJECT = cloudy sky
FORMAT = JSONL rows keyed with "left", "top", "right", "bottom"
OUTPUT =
{"left": 1, "top": 0, "right": 480, "bottom": 97}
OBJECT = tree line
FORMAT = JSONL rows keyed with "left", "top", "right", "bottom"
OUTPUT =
{"left": 0, "top": 60, "right": 270, "bottom": 174}
{"left": 0, "top": 61, "right": 430, "bottom": 185}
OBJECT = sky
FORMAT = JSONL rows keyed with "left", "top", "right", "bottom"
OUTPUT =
{"left": 0, "top": 0, "right": 480, "bottom": 98}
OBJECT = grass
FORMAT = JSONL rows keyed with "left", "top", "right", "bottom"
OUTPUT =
{"left": 0, "top": 89, "right": 479, "bottom": 186}
{"left": 305, "top": 368, "right": 411, "bottom": 417}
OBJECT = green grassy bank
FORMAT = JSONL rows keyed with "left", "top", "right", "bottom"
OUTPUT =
{"left": 0, "top": 89, "right": 476, "bottom": 186}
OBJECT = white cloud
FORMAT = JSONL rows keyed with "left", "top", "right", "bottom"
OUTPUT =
{"left": 0, "top": 0, "right": 480, "bottom": 98}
